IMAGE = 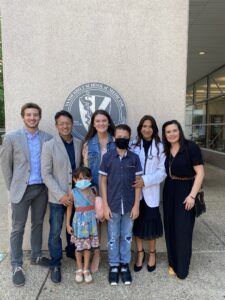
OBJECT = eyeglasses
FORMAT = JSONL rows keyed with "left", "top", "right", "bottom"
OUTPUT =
{"left": 57, "top": 122, "right": 73, "bottom": 127}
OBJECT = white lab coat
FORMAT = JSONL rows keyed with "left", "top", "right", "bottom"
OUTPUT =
{"left": 130, "top": 138, "right": 166, "bottom": 207}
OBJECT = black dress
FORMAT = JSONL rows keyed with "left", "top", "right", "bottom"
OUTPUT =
{"left": 133, "top": 139, "right": 163, "bottom": 240}
{"left": 163, "top": 141, "right": 203, "bottom": 279}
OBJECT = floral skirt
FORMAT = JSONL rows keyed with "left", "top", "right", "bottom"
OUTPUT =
{"left": 71, "top": 210, "right": 99, "bottom": 251}
{"left": 71, "top": 235, "right": 99, "bottom": 251}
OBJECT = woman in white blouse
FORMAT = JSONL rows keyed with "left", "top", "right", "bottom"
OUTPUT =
{"left": 130, "top": 115, "right": 166, "bottom": 273}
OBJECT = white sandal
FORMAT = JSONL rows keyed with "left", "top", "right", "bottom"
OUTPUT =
{"left": 83, "top": 270, "right": 93, "bottom": 283}
{"left": 75, "top": 269, "right": 83, "bottom": 283}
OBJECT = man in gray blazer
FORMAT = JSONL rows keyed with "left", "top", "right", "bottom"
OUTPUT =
{"left": 0, "top": 103, "right": 52, "bottom": 287}
{"left": 41, "top": 110, "right": 82, "bottom": 284}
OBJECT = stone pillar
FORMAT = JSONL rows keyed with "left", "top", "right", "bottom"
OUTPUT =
{"left": 0, "top": 0, "right": 189, "bottom": 250}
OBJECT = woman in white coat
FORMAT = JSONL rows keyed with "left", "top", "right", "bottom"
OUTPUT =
{"left": 130, "top": 115, "right": 166, "bottom": 272}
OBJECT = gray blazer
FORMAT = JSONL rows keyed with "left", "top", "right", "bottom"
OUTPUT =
{"left": 0, "top": 129, "right": 52, "bottom": 204}
{"left": 41, "top": 133, "right": 82, "bottom": 204}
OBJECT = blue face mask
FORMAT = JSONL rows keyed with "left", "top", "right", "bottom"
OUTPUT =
{"left": 75, "top": 179, "right": 91, "bottom": 190}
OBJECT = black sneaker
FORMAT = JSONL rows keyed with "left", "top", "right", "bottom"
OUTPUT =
{"left": 108, "top": 266, "right": 119, "bottom": 285}
{"left": 50, "top": 266, "right": 61, "bottom": 284}
{"left": 12, "top": 266, "right": 25, "bottom": 287}
{"left": 120, "top": 264, "right": 132, "bottom": 285}
{"left": 31, "top": 256, "right": 50, "bottom": 267}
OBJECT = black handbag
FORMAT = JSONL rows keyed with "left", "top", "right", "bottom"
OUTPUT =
{"left": 185, "top": 143, "right": 206, "bottom": 218}
{"left": 195, "top": 189, "right": 206, "bottom": 217}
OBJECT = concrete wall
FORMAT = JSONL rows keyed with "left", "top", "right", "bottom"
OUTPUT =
{"left": 0, "top": 0, "right": 189, "bottom": 250}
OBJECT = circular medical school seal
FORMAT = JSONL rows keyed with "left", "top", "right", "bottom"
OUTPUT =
{"left": 64, "top": 82, "right": 127, "bottom": 140}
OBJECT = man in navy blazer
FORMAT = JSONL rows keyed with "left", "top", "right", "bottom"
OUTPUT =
{"left": 0, "top": 103, "right": 52, "bottom": 287}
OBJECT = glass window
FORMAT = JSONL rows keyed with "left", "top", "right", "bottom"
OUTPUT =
{"left": 209, "top": 66, "right": 225, "bottom": 98}
{"left": 186, "top": 65, "right": 225, "bottom": 154}
{"left": 191, "top": 125, "right": 206, "bottom": 148}
{"left": 194, "top": 78, "right": 207, "bottom": 102}
{"left": 192, "top": 102, "right": 206, "bottom": 125}
{"left": 206, "top": 96, "right": 225, "bottom": 152}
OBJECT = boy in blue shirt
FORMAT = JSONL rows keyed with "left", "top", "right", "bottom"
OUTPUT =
{"left": 99, "top": 124, "right": 143, "bottom": 285}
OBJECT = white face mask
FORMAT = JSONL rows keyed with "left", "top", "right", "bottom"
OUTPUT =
{"left": 75, "top": 179, "right": 91, "bottom": 189}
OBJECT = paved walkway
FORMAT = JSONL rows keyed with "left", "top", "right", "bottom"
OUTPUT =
{"left": 0, "top": 164, "right": 225, "bottom": 300}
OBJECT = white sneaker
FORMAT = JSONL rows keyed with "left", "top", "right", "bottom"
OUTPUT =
{"left": 83, "top": 270, "right": 93, "bottom": 283}
{"left": 75, "top": 269, "right": 83, "bottom": 283}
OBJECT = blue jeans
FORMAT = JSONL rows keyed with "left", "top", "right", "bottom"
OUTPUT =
{"left": 107, "top": 212, "right": 133, "bottom": 266}
{"left": 48, "top": 203, "right": 66, "bottom": 267}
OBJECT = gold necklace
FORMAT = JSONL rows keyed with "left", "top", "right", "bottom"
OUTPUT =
{"left": 169, "top": 153, "right": 175, "bottom": 178}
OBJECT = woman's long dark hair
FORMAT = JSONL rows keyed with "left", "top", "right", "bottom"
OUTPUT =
{"left": 162, "top": 120, "right": 187, "bottom": 155}
{"left": 135, "top": 115, "right": 161, "bottom": 156}
{"left": 84, "top": 110, "right": 115, "bottom": 142}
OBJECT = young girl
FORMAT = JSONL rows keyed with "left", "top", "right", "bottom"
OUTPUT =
{"left": 66, "top": 166, "right": 99, "bottom": 283}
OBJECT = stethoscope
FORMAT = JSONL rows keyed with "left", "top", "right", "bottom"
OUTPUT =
{"left": 147, "top": 143, "right": 153, "bottom": 160}
{"left": 142, "top": 141, "right": 153, "bottom": 174}
{"left": 140, "top": 141, "right": 153, "bottom": 160}
{"left": 131, "top": 141, "right": 154, "bottom": 160}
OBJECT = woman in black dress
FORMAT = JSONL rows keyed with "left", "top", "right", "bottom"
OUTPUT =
{"left": 162, "top": 120, "right": 204, "bottom": 279}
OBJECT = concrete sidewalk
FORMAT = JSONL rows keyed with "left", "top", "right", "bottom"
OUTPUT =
{"left": 0, "top": 164, "right": 225, "bottom": 300}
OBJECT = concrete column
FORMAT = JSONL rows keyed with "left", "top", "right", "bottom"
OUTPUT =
{"left": 0, "top": 0, "right": 189, "bottom": 250}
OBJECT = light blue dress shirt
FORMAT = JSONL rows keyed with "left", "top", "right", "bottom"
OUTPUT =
{"left": 24, "top": 129, "right": 43, "bottom": 185}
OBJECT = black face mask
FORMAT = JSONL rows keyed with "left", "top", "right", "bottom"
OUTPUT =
{"left": 115, "top": 138, "right": 130, "bottom": 149}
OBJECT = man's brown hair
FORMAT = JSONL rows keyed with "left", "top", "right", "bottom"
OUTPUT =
{"left": 21, "top": 103, "right": 42, "bottom": 118}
